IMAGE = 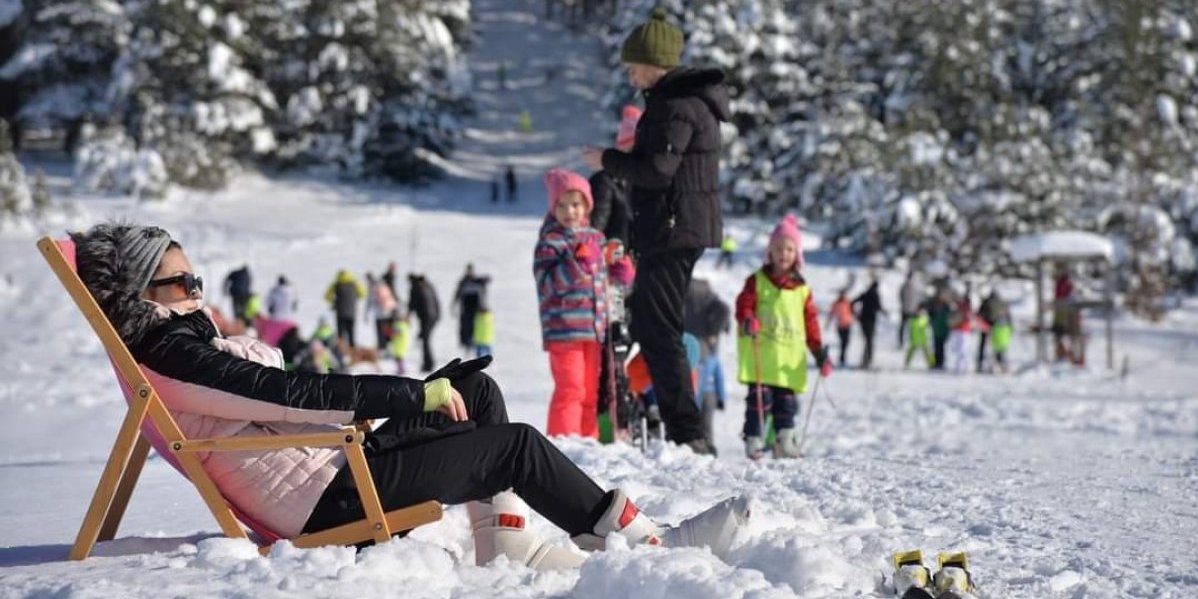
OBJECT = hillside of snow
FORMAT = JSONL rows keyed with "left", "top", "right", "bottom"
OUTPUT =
{"left": 2, "top": 1, "right": 1198, "bottom": 598}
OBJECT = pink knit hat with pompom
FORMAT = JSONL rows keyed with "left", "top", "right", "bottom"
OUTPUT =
{"left": 768, "top": 214, "right": 804, "bottom": 269}
{"left": 545, "top": 168, "right": 594, "bottom": 216}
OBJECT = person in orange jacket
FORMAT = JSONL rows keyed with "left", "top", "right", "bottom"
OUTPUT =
{"left": 826, "top": 289, "right": 855, "bottom": 367}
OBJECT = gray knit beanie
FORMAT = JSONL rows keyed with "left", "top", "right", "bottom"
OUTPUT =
{"left": 118, "top": 225, "right": 173, "bottom": 292}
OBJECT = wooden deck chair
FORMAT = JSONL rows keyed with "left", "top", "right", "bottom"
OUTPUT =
{"left": 37, "top": 237, "right": 442, "bottom": 561}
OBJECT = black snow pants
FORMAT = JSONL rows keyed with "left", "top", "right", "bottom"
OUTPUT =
{"left": 628, "top": 248, "right": 705, "bottom": 444}
{"left": 303, "top": 371, "right": 607, "bottom": 537}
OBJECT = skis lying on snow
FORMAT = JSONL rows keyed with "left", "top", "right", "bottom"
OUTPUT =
{"left": 885, "top": 550, "right": 978, "bottom": 599}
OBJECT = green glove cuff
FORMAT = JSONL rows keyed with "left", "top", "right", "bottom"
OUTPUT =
{"left": 422, "top": 378, "right": 452, "bottom": 412}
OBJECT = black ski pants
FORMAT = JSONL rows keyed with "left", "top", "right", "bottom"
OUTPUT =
{"left": 859, "top": 318, "right": 877, "bottom": 369}
{"left": 837, "top": 326, "right": 851, "bottom": 366}
{"left": 303, "top": 371, "right": 607, "bottom": 537}
{"left": 933, "top": 332, "right": 948, "bottom": 370}
{"left": 336, "top": 316, "right": 356, "bottom": 348}
{"left": 628, "top": 248, "right": 705, "bottom": 444}
{"left": 418, "top": 319, "right": 436, "bottom": 372}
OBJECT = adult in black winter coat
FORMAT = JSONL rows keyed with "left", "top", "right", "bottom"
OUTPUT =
{"left": 583, "top": 9, "right": 728, "bottom": 453}
{"left": 852, "top": 280, "right": 886, "bottom": 369}
{"left": 408, "top": 274, "right": 441, "bottom": 372}
{"left": 452, "top": 264, "right": 490, "bottom": 351}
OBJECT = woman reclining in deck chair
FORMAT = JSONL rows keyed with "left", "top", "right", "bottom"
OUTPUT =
{"left": 71, "top": 222, "right": 749, "bottom": 569}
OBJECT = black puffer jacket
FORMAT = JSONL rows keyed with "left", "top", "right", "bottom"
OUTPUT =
{"left": 130, "top": 309, "right": 426, "bottom": 421}
{"left": 588, "top": 170, "right": 630, "bottom": 246}
{"left": 601, "top": 67, "right": 730, "bottom": 256}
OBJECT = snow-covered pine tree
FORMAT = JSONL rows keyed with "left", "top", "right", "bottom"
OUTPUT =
{"left": 260, "top": 0, "right": 470, "bottom": 182}
{"left": 108, "top": 0, "right": 278, "bottom": 190}
{"left": 0, "top": 118, "right": 32, "bottom": 221}
{"left": 0, "top": 0, "right": 126, "bottom": 154}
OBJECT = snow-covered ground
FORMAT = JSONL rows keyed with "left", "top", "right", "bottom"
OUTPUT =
{"left": 3, "top": 1, "right": 1198, "bottom": 598}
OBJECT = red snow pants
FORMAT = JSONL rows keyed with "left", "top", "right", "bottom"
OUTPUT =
{"left": 546, "top": 340, "right": 601, "bottom": 439}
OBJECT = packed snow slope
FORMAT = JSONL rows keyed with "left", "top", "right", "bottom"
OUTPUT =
{"left": 2, "top": 1, "right": 1198, "bottom": 597}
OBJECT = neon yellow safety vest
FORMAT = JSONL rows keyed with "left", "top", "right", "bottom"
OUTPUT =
{"left": 721, "top": 236, "right": 738, "bottom": 252}
{"left": 474, "top": 311, "right": 495, "bottom": 346}
{"left": 909, "top": 313, "right": 930, "bottom": 346}
{"left": 244, "top": 294, "right": 263, "bottom": 320}
{"left": 390, "top": 320, "right": 411, "bottom": 359}
{"left": 991, "top": 322, "right": 1012, "bottom": 352}
{"left": 737, "top": 271, "right": 810, "bottom": 393}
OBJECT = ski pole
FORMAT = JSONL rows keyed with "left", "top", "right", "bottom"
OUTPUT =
{"left": 750, "top": 332, "right": 766, "bottom": 446}
{"left": 796, "top": 373, "right": 822, "bottom": 457}
{"left": 821, "top": 379, "right": 840, "bottom": 412}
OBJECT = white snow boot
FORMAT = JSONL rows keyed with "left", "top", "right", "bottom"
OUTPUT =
{"left": 572, "top": 489, "right": 750, "bottom": 558}
{"left": 571, "top": 489, "right": 663, "bottom": 551}
{"left": 744, "top": 435, "right": 765, "bottom": 460}
{"left": 467, "top": 491, "right": 585, "bottom": 570}
{"left": 773, "top": 427, "right": 801, "bottom": 458}
{"left": 659, "top": 494, "right": 751, "bottom": 557}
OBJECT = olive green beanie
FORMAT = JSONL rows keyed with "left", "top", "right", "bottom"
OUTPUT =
{"left": 620, "top": 8, "right": 683, "bottom": 69}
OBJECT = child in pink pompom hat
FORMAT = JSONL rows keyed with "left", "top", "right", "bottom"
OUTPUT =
{"left": 732, "top": 213, "right": 830, "bottom": 459}
{"left": 534, "top": 168, "right": 634, "bottom": 438}
{"left": 767, "top": 213, "right": 804, "bottom": 270}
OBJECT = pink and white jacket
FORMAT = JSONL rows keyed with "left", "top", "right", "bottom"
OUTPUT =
{"left": 130, "top": 307, "right": 427, "bottom": 538}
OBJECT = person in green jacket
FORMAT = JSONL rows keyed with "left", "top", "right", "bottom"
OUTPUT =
{"left": 904, "top": 308, "right": 935, "bottom": 369}
{"left": 925, "top": 288, "right": 953, "bottom": 371}
{"left": 990, "top": 306, "right": 1013, "bottom": 373}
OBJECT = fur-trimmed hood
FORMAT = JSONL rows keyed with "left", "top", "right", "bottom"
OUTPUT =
{"left": 70, "top": 222, "right": 174, "bottom": 347}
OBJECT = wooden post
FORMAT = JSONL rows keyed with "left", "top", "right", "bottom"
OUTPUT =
{"left": 1105, "top": 259, "right": 1115, "bottom": 370}
{"left": 1035, "top": 258, "right": 1046, "bottom": 363}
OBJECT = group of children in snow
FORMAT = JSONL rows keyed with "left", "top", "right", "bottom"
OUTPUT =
{"left": 216, "top": 262, "right": 495, "bottom": 378}
{"left": 827, "top": 274, "right": 1016, "bottom": 375}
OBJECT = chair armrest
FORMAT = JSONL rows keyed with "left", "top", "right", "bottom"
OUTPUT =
{"left": 173, "top": 429, "right": 365, "bottom": 453}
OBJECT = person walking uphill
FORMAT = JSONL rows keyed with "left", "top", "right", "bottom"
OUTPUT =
{"left": 70, "top": 222, "right": 750, "bottom": 573}
{"left": 582, "top": 8, "right": 729, "bottom": 455}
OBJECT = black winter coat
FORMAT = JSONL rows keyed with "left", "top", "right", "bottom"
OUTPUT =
{"left": 601, "top": 67, "right": 730, "bottom": 256}
{"left": 853, "top": 283, "right": 885, "bottom": 326}
{"left": 408, "top": 275, "right": 440, "bottom": 325}
{"left": 588, "top": 170, "right": 631, "bottom": 247}
{"left": 130, "top": 309, "right": 426, "bottom": 421}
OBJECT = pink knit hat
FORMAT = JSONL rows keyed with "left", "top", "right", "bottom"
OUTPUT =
{"left": 545, "top": 168, "right": 594, "bottom": 215}
{"left": 768, "top": 214, "right": 804, "bottom": 269}
{"left": 615, "top": 105, "right": 643, "bottom": 151}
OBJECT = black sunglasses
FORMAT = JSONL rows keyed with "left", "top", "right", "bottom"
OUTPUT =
{"left": 147, "top": 273, "right": 204, "bottom": 295}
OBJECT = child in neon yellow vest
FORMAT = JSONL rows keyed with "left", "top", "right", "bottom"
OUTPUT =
{"left": 473, "top": 307, "right": 495, "bottom": 358}
{"left": 735, "top": 215, "right": 831, "bottom": 459}
{"left": 389, "top": 314, "right": 411, "bottom": 375}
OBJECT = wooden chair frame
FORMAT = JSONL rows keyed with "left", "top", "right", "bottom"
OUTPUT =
{"left": 37, "top": 237, "right": 441, "bottom": 560}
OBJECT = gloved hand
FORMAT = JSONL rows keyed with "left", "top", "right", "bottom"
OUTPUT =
{"left": 813, "top": 346, "right": 832, "bottom": 378}
{"left": 742, "top": 317, "right": 761, "bottom": 338}
{"left": 422, "top": 378, "right": 468, "bottom": 421}
{"left": 574, "top": 239, "right": 602, "bottom": 271}
{"left": 424, "top": 356, "right": 493, "bottom": 382}
{"left": 609, "top": 256, "right": 635, "bottom": 287}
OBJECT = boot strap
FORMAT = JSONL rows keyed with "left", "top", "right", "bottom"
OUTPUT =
{"left": 471, "top": 512, "right": 527, "bottom": 531}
